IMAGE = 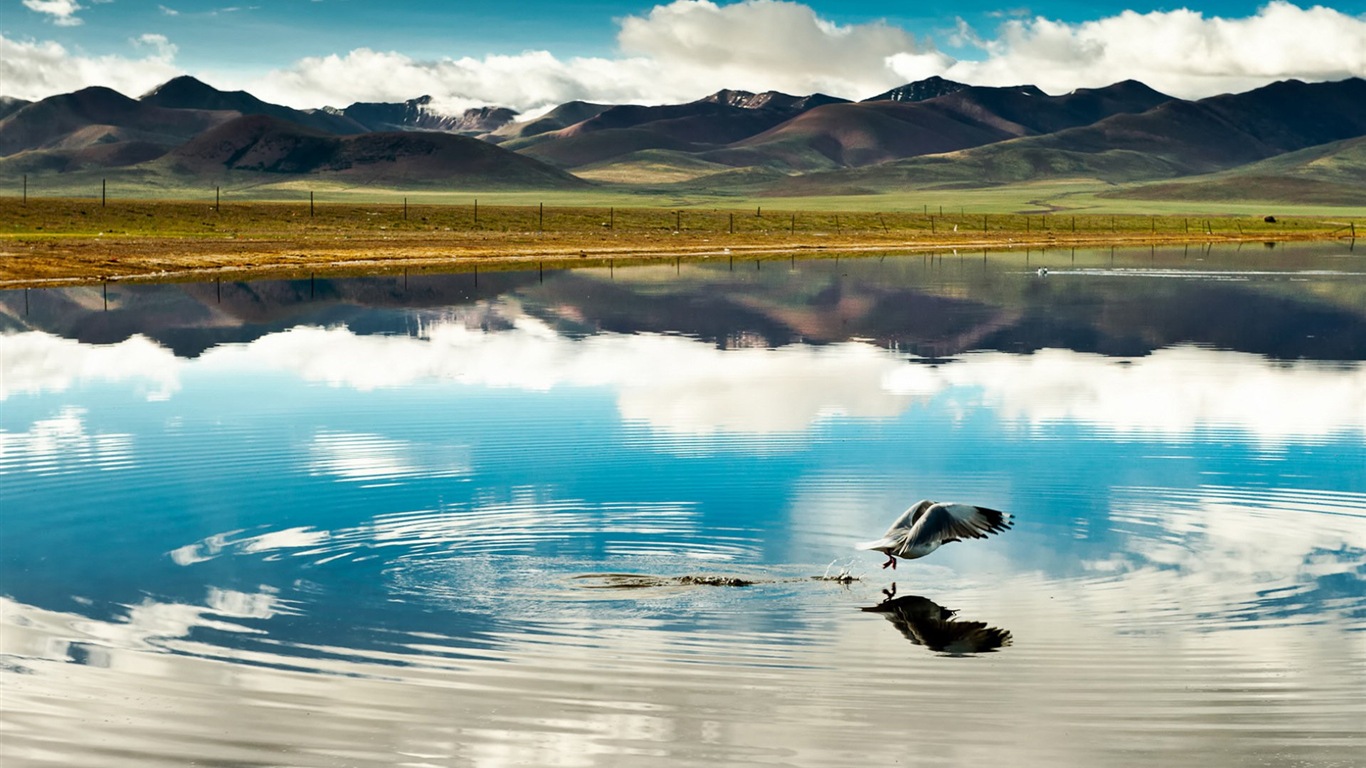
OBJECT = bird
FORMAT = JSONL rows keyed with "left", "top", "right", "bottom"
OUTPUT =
{"left": 856, "top": 500, "right": 1012, "bottom": 570}
{"left": 1037, "top": 267, "right": 1049, "bottom": 276}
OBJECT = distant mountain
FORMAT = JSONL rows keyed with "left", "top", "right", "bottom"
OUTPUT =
{"left": 341, "top": 96, "right": 518, "bottom": 135}
{"left": 765, "top": 77, "right": 1366, "bottom": 192}
{"left": 1108, "top": 135, "right": 1366, "bottom": 205}
{"left": 0, "top": 86, "right": 234, "bottom": 157}
{"left": 141, "top": 75, "right": 366, "bottom": 135}
{"left": 162, "top": 113, "right": 585, "bottom": 187}
{"left": 864, "top": 76, "right": 971, "bottom": 103}
{"left": 515, "top": 89, "right": 849, "bottom": 168}
{"left": 0, "top": 96, "right": 31, "bottom": 121}
{"left": 719, "top": 79, "right": 1173, "bottom": 171}
{"left": 489, "top": 101, "right": 612, "bottom": 143}
{"left": 4, "top": 75, "right": 1363, "bottom": 198}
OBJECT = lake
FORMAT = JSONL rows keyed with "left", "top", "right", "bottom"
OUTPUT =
{"left": 2, "top": 242, "right": 1364, "bottom": 767}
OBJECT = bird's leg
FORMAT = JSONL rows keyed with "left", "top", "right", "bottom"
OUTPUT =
{"left": 881, "top": 553, "right": 897, "bottom": 570}
{"left": 882, "top": 583, "right": 897, "bottom": 601}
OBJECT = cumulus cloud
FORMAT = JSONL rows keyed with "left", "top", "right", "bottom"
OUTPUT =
{"left": 2, "top": 1, "right": 1364, "bottom": 121}
{"left": 0, "top": 33, "right": 181, "bottom": 101}
{"left": 22, "top": 0, "right": 86, "bottom": 27}
{"left": 246, "top": 0, "right": 928, "bottom": 113}
{"left": 898, "top": 1, "right": 1366, "bottom": 99}
{"left": 246, "top": 0, "right": 1366, "bottom": 110}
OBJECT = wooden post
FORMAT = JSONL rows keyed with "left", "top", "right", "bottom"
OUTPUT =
{"left": 1071, "top": 215, "right": 1076, "bottom": 232}
{"left": 310, "top": 191, "right": 314, "bottom": 217}
{"left": 403, "top": 197, "right": 407, "bottom": 220}
{"left": 22, "top": 174, "right": 26, "bottom": 205}
{"left": 474, "top": 198, "right": 478, "bottom": 225}
{"left": 879, "top": 213, "right": 888, "bottom": 233}
{"left": 1152, "top": 217, "right": 1156, "bottom": 234}
{"left": 676, "top": 210, "right": 681, "bottom": 231}
{"left": 729, "top": 212, "right": 734, "bottom": 234}
{"left": 610, "top": 206, "right": 614, "bottom": 230}
{"left": 790, "top": 213, "right": 795, "bottom": 234}
{"left": 930, "top": 215, "right": 935, "bottom": 234}
{"left": 1026, "top": 216, "right": 1030, "bottom": 233}
{"left": 983, "top": 214, "right": 988, "bottom": 233}
{"left": 835, "top": 214, "right": 841, "bottom": 234}
{"left": 539, "top": 202, "right": 544, "bottom": 233}
{"left": 102, "top": 178, "right": 106, "bottom": 207}
{"left": 216, "top": 186, "right": 220, "bottom": 211}
{"left": 756, "top": 206, "right": 761, "bottom": 217}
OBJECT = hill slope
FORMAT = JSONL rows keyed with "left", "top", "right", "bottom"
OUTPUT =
{"left": 764, "top": 77, "right": 1366, "bottom": 191}
{"left": 141, "top": 76, "right": 367, "bottom": 135}
{"left": 715, "top": 80, "right": 1173, "bottom": 172}
{"left": 162, "top": 114, "right": 587, "bottom": 188}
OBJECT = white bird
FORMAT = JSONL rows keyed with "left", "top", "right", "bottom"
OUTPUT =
{"left": 856, "top": 500, "right": 1012, "bottom": 570}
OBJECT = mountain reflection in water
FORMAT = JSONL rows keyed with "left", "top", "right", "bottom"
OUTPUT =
{"left": 2, "top": 242, "right": 1364, "bottom": 768}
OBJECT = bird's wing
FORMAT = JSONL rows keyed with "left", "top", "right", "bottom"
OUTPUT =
{"left": 904, "top": 503, "right": 1012, "bottom": 549}
{"left": 855, "top": 500, "right": 935, "bottom": 551}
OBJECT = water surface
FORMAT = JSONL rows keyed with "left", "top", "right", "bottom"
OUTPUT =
{"left": 2, "top": 242, "right": 1364, "bottom": 767}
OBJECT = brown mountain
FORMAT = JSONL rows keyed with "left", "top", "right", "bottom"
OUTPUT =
{"left": 0, "top": 86, "right": 234, "bottom": 157}
{"left": 864, "top": 76, "right": 971, "bottom": 103}
{"left": 518, "top": 90, "right": 849, "bottom": 167}
{"left": 766, "top": 77, "right": 1366, "bottom": 191}
{"left": 489, "top": 100, "right": 612, "bottom": 143}
{"left": 720, "top": 80, "right": 1173, "bottom": 171}
{"left": 341, "top": 96, "right": 518, "bottom": 135}
{"left": 141, "top": 76, "right": 367, "bottom": 135}
{"left": 162, "top": 113, "right": 585, "bottom": 187}
{"left": 0, "top": 96, "right": 31, "bottom": 121}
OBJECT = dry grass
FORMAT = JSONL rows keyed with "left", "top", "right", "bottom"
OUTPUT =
{"left": 1, "top": 196, "right": 1355, "bottom": 287}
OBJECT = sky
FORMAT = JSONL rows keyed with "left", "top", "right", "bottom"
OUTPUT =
{"left": 3, "top": 0, "right": 1365, "bottom": 115}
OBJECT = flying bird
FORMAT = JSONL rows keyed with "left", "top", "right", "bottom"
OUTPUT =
{"left": 856, "top": 500, "right": 1012, "bottom": 570}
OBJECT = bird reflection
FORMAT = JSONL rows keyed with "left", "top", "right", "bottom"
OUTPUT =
{"left": 862, "top": 585, "right": 1012, "bottom": 655}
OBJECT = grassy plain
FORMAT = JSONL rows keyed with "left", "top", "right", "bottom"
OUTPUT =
{"left": 1, "top": 194, "right": 1359, "bottom": 287}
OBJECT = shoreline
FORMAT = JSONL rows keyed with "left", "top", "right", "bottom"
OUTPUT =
{"left": 1, "top": 231, "right": 1353, "bottom": 289}
{"left": 2, "top": 198, "right": 1357, "bottom": 288}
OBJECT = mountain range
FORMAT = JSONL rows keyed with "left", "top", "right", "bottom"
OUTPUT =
{"left": 1, "top": 75, "right": 1362, "bottom": 203}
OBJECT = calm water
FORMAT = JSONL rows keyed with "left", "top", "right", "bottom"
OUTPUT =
{"left": 2, "top": 243, "right": 1365, "bottom": 767}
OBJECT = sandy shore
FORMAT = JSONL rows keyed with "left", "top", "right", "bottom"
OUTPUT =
{"left": 0, "top": 228, "right": 1348, "bottom": 288}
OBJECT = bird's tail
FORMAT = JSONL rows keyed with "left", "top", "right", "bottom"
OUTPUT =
{"left": 854, "top": 538, "right": 895, "bottom": 551}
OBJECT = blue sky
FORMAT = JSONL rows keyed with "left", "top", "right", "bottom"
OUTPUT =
{"left": 4, "top": 0, "right": 1365, "bottom": 110}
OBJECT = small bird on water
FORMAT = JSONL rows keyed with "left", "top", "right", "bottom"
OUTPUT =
{"left": 856, "top": 500, "right": 1012, "bottom": 569}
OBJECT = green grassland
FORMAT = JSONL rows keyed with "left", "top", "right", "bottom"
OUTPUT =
{"left": 3, "top": 163, "right": 1364, "bottom": 221}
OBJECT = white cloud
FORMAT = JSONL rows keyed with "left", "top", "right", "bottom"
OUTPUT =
{"left": 0, "top": 33, "right": 181, "bottom": 101}
{"left": 3, "top": 1, "right": 1363, "bottom": 109}
{"left": 22, "top": 0, "right": 86, "bottom": 27}
{"left": 245, "top": 0, "right": 1366, "bottom": 110}
{"left": 902, "top": 1, "right": 1366, "bottom": 99}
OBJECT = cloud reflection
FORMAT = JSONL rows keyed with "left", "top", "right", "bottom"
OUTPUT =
{"left": 307, "top": 430, "right": 472, "bottom": 486}
{"left": 0, "top": 406, "right": 134, "bottom": 476}
{"left": 6, "top": 318, "right": 1364, "bottom": 443}
{"left": 0, "top": 331, "right": 180, "bottom": 401}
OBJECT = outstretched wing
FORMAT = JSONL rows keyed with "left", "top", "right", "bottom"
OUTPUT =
{"left": 854, "top": 500, "right": 935, "bottom": 551}
{"left": 903, "top": 503, "right": 1012, "bottom": 550}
